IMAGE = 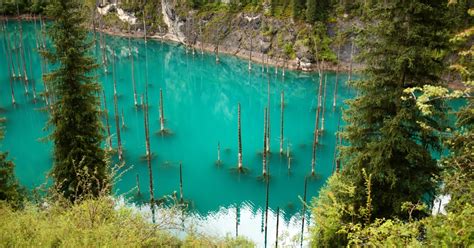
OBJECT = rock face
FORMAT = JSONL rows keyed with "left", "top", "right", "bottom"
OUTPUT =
{"left": 98, "top": 0, "right": 361, "bottom": 72}
{"left": 161, "top": 0, "right": 186, "bottom": 42}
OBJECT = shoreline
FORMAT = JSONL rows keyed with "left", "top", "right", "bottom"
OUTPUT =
{"left": 2, "top": 15, "right": 464, "bottom": 89}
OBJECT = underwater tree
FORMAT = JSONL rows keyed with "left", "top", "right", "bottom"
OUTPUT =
{"left": 340, "top": 0, "right": 450, "bottom": 220}
{"left": 42, "top": 0, "right": 108, "bottom": 202}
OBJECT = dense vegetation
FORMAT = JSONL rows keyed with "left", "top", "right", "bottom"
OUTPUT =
{"left": 0, "top": 0, "right": 472, "bottom": 247}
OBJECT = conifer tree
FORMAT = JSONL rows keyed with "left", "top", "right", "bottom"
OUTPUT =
{"left": 341, "top": 0, "right": 450, "bottom": 220}
{"left": 42, "top": 0, "right": 108, "bottom": 202}
{"left": 0, "top": 120, "right": 24, "bottom": 208}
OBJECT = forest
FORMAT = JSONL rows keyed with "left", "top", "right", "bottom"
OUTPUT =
{"left": 0, "top": 0, "right": 473, "bottom": 247}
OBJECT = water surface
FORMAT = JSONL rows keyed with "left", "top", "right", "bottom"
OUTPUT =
{"left": 0, "top": 20, "right": 355, "bottom": 246}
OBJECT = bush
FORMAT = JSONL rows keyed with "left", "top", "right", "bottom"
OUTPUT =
{"left": 0, "top": 197, "right": 255, "bottom": 247}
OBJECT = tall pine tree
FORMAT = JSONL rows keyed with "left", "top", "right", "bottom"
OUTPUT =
{"left": 341, "top": 0, "right": 450, "bottom": 220}
{"left": 42, "top": 0, "right": 108, "bottom": 202}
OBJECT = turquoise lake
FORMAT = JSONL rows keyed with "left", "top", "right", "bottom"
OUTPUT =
{"left": 1, "top": 20, "right": 355, "bottom": 245}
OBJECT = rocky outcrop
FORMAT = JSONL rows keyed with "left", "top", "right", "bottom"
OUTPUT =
{"left": 160, "top": 0, "right": 186, "bottom": 43}
{"left": 96, "top": 1, "right": 362, "bottom": 72}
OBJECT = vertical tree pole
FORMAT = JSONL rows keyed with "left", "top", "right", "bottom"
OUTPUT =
{"left": 275, "top": 207, "right": 280, "bottom": 248}
{"left": 332, "top": 111, "right": 342, "bottom": 174}
{"left": 112, "top": 51, "right": 123, "bottom": 161}
{"left": 237, "top": 103, "right": 243, "bottom": 171}
{"left": 263, "top": 107, "right": 268, "bottom": 177}
{"left": 136, "top": 173, "right": 141, "bottom": 195}
{"left": 102, "top": 90, "right": 113, "bottom": 150}
{"left": 280, "top": 91, "right": 284, "bottom": 154}
{"left": 315, "top": 65, "right": 323, "bottom": 144}
{"left": 129, "top": 35, "right": 138, "bottom": 107}
{"left": 2, "top": 25, "right": 16, "bottom": 105}
{"left": 217, "top": 141, "right": 221, "bottom": 165}
{"left": 264, "top": 162, "right": 270, "bottom": 248}
{"left": 159, "top": 88, "right": 165, "bottom": 132}
{"left": 321, "top": 74, "right": 328, "bottom": 131}
{"left": 266, "top": 79, "right": 271, "bottom": 153}
{"left": 27, "top": 46, "right": 37, "bottom": 103}
{"left": 333, "top": 45, "right": 341, "bottom": 109}
{"left": 300, "top": 178, "right": 308, "bottom": 247}
{"left": 179, "top": 162, "right": 184, "bottom": 203}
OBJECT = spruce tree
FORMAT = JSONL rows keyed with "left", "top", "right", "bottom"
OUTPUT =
{"left": 42, "top": 0, "right": 108, "bottom": 202}
{"left": 0, "top": 120, "right": 24, "bottom": 208}
{"left": 341, "top": 1, "right": 450, "bottom": 219}
{"left": 292, "top": 0, "right": 305, "bottom": 20}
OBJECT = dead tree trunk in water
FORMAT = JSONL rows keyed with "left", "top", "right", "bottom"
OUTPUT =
{"left": 2, "top": 24, "right": 16, "bottom": 105}
{"left": 266, "top": 79, "right": 271, "bottom": 153}
{"left": 300, "top": 178, "right": 308, "bottom": 247}
{"left": 262, "top": 107, "right": 268, "bottom": 177}
{"left": 280, "top": 91, "right": 284, "bottom": 154}
{"left": 237, "top": 103, "right": 243, "bottom": 171}
{"left": 159, "top": 88, "right": 165, "bottom": 132}
{"left": 179, "top": 162, "right": 184, "bottom": 203}
{"left": 129, "top": 36, "right": 138, "bottom": 107}
{"left": 333, "top": 45, "right": 341, "bottom": 109}
{"left": 112, "top": 52, "right": 123, "bottom": 161}
{"left": 321, "top": 74, "right": 328, "bottom": 131}
{"left": 102, "top": 90, "right": 113, "bottom": 150}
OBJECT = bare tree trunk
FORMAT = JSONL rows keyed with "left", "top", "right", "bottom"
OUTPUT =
{"left": 263, "top": 107, "right": 267, "bottom": 177}
{"left": 112, "top": 52, "right": 123, "bottom": 161}
{"left": 102, "top": 90, "right": 113, "bottom": 150}
{"left": 159, "top": 88, "right": 165, "bottom": 132}
{"left": 237, "top": 103, "right": 243, "bottom": 171}
{"left": 279, "top": 91, "right": 284, "bottom": 154}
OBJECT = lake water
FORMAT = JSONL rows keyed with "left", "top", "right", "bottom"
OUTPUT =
{"left": 0, "top": 20, "right": 355, "bottom": 246}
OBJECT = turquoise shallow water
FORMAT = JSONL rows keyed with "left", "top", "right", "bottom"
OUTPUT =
{"left": 1, "top": 20, "right": 355, "bottom": 245}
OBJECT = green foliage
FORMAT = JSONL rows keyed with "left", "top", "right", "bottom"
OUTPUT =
{"left": 310, "top": 174, "right": 354, "bottom": 247}
{"left": 0, "top": 0, "right": 48, "bottom": 15}
{"left": 341, "top": 0, "right": 450, "bottom": 221}
{"left": 0, "top": 118, "right": 24, "bottom": 208}
{"left": 306, "top": 0, "right": 331, "bottom": 23}
{"left": 0, "top": 152, "right": 24, "bottom": 209}
{"left": 0, "top": 197, "right": 254, "bottom": 247}
{"left": 311, "top": 21, "right": 336, "bottom": 62}
{"left": 292, "top": 0, "right": 305, "bottom": 20}
{"left": 42, "top": 0, "right": 108, "bottom": 203}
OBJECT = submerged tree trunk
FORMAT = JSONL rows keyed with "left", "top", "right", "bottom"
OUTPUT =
{"left": 237, "top": 103, "right": 243, "bottom": 171}
{"left": 280, "top": 91, "right": 284, "bottom": 154}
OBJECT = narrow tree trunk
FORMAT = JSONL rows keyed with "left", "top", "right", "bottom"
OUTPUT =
{"left": 333, "top": 45, "right": 341, "bottom": 109}
{"left": 321, "top": 74, "right": 328, "bottom": 131}
{"left": 159, "top": 88, "right": 165, "bottom": 132}
{"left": 237, "top": 103, "right": 243, "bottom": 171}
{"left": 217, "top": 141, "right": 221, "bottom": 165}
{"left": 300, "top": 178, "right": 308, "bottom": 247}
{"left": 263, "top": 107, "right": 267, "bottom": 177}
{"left": 179, "top": 162, "right": 184, "bottom": 203}
{"left": 332, "top": 111, "right": 342, "bottom": 174}
{"left": 136, "top": 173, "right": 141, "bottom": 195}
{"left": 112, "top": 52, "right": 123, "bottom": 161}
{"left": 3, "top": 26, "right": 16, "bottom": 105}
{"left": 264, "top": 164, "right": 270, "bottom": 248}
{"left": 280, "top": 91, "right": 284, "bottom": 154}
{"left": 266, "top": 79, "right": 271, "bottom": 153}
{"left": 129, "top": 37, "right": 138, "bottom": 107}
{"left": 27, "top": 47, "right": 37, "bottom": 103}
{"left": 102, "top": 90, "right": 113, "bottom": 150}
{"left": 275, "top": 207, "right": 280, "bottom": 248}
